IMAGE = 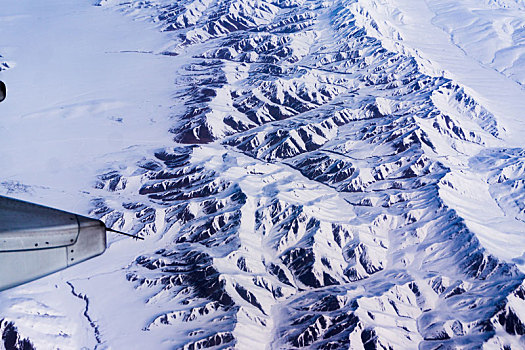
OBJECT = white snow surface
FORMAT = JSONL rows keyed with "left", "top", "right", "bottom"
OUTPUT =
{"left": 1, "top": 0, "right": 525, "bottom": 349}
{"left": 0, "top": 0, "right": 177, "bottom": 212}
{"left": 0, "top": 1, "right": 181, "bottom": 348}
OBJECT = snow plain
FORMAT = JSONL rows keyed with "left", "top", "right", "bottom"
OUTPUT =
{"left": 0, "top": 0, "right": 178, "bottom": 212}
{"left": 0, "top": 1, "right": 183, "bottom": 348}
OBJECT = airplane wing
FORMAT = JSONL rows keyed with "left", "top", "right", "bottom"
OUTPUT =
{"left": 0, "top": 196, "right": 106, "bottom": 291}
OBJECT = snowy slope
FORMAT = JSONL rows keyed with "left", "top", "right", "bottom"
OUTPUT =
{"left": 2, "top": 0, "right": 525, "bottom": 349}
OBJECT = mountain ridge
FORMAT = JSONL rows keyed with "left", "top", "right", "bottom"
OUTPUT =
{"left": 2, "top": 0, "right": 525, "bottom": 348}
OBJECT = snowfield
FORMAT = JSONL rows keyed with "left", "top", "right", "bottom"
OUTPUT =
{"left": 1, "top": 0, "right": 525, "bottom": 349}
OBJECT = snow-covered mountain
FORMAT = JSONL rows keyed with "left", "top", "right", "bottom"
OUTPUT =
{"left": 2, "top": 0, "right": 525, "bottom": 348}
